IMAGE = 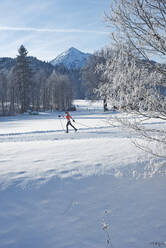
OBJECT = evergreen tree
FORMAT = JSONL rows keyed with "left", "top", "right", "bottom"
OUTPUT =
{"left": 13, "top": 45, "right": 32, "bottom": 113}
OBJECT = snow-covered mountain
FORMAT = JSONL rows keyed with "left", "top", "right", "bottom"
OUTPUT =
{"left": 50, "top": 47, "right": 90, "bottom": 70}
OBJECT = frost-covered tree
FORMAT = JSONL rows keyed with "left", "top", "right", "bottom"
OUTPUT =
{"left": 0, "top": 72, "right": 8, "bottom": 115}
{"left": 101, "top": 0, "right": 166, "bottom": 158}
{"left": 82, "top": 49, "right": 112, "bottom": 111}
{"left": 97, "top": 44, "right": 166, "bottom": 157}
{"left": 97, "top": 46, "right": 164, "bottom": 113}
{"left": 8, "top": 69, "right": 17, "bottom": 114}
{"left": 82, "top": 55, "right": 101, "bottom": 99}
{"left": 106, "top": 0, "right": 166, "bottom": 67}
{"left": 30, "top": 70, "right": 48, "bottom": 111}
{"left": 47, "top": 71, "right": 73, "bottom": 111}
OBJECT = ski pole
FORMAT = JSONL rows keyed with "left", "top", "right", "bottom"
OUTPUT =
{"left": 74, "top": 121, "right": 92, "bottom": 129}
{"left": 75, "top": 120, "right": 99, "bottom": 133}
{"left": 58, "top": 116, "right": 65, "bottom": 131}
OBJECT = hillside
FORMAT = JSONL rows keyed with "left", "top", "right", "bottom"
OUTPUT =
{"left": 0, "top": 56, "right": 54, "bottom": 75}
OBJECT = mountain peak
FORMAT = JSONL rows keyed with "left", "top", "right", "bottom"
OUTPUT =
{"left": 68, "top": 47, "right": 78, "bottom": 52}
{"left": 50, "top": 47, "right": 90, "bottom": 70}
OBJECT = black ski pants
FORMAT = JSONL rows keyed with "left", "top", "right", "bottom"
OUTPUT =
{"left": 66, "top": 120, "right": 76, "bottom": 133}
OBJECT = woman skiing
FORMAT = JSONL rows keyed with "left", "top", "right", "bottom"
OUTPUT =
{"left": 58, "top": 111, "right": 77, "bottom": 133}
{"left": 65, "top": 112, "right": 77, "bottom": 133}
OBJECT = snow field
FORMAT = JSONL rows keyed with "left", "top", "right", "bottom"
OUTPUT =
{"left": 0, "top": 100, "right": 165, "bottom": 248}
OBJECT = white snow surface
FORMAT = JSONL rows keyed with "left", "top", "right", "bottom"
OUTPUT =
{"left": 50, "top": 47, "right": 90, "bottom": 69}
{"left": 0, "top": 100, "right": 166, "bottom": 248}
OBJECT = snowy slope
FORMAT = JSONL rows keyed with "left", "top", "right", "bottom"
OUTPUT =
{"left": 0, "top": 100, "right": 166, "bottom": 248}
{"left": 50, "top": 47, "right": 90, "bottom": 69}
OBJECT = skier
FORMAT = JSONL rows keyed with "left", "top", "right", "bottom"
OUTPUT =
{"left": 65, "top": 111, "right": 77, "bottom": 133}
{"left": 58, "top": 112, "right": 77, "bottom": 133}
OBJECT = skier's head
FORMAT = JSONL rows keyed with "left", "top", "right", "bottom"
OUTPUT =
{"left": 65, "top": 111, "right": 68, "bottom": 114}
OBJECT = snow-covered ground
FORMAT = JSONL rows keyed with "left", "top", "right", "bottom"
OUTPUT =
{"left": 0, "top": 100, "right": 165, "bottom": 248}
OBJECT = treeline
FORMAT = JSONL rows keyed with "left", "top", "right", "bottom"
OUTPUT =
{"left": 0, "top": 45, "right": 73, "bottom": 115}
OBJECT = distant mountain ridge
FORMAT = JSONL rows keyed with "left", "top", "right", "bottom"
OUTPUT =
{"left": 0, "top": 47, "right": 90, "bottom": 73}
{"left": 50, "top": 47, "right": 91, "bottom": 70}
{"left": 0, "top": 56, "right": 54, "bottom": 76}
{"left": 0, "top": 48, "right": 90, "bottom": 99}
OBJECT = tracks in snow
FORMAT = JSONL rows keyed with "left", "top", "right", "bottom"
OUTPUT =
{"left": 0, "top": 126, "right": 117, "bottom": 143}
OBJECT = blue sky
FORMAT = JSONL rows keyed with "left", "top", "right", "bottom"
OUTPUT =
{"left": 0, "top": 0, "right": 111, "bottom": 61}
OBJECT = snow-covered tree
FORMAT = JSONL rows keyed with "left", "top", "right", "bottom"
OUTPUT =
{"left": 82, "top": 48, "right": 113, "bottom": 111}
{"left": 0, "top": 72, "right": 8, "bottom": 115}
{"left": 47, "top": 71, "right": 73, "bottom": 111}
{"left": 106, "top": 0, "right": 166, "bottom": 67}
{"left": 102, "top": 46, "right": 166, "bottom": 156}
{"left": 97, "top": 46, "right": 165, "bottom": 114}
{"left": 101, "top": 0, "right": 166, "bottom": 158}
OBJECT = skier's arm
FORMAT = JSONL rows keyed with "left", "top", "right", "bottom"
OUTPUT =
{"left": 69, "top": 114, "right": 75, "bottom": 122}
